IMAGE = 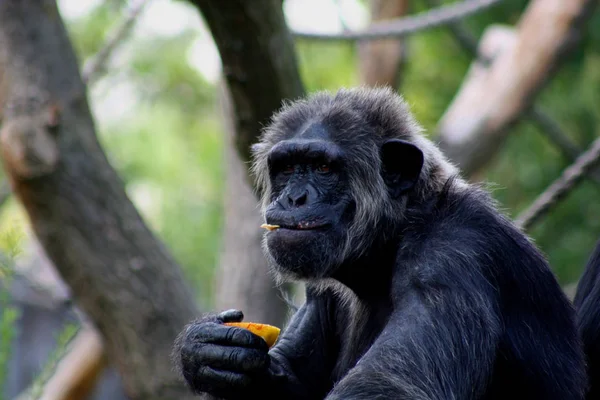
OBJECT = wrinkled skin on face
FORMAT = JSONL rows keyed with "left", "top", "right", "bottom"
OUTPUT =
{"left": 261, "top": 122, "right": 423, "bottom": 280}
{"left": 263, "top": 123, "right": 354, "bottom": 279}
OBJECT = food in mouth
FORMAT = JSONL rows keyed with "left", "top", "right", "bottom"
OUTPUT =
{"left": 261, "top": 223, "right": 280, "bottom": 231}
{"left": 261, "top": 221, "right": 327, "bottom": 231}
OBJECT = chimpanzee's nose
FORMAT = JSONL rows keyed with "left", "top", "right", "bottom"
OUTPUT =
{"left": 287, "top": 190, "right": 308, "bottom": 207}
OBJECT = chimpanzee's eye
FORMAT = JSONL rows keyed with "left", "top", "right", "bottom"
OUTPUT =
{"left": 316, "top": 164, "right": 331, "bottom": 174}
{"left": 282, "top": 164, "right": 295, "bottom": 175}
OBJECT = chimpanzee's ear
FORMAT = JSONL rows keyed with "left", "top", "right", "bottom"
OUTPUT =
{"left": 380, "top": 139, "right": 424, "bottom": 198}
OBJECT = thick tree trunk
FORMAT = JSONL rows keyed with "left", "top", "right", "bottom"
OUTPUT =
{"left": 0, "top": 2, "right": 199, "bottom": 399}
{"left": 358, "top": 0, "right": 409, "bottom": 89}
{"left": 215, "top": 83, "right": 290, "bottom": 326}
{"left": 436, "top": 0, "right": 598, "bottom": 176}
{"left": 191, "top": 0, "right": 305, "bottom": 164}
{"left": 190, "top": 0, "right": 305, "bottom": 327}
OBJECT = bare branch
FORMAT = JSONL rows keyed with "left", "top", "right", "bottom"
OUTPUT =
{"left": 82, "top": 0, "right": 150, "bottom": 85}
{"left": 425, "top": 0, "right": 481, "bottom": 56}
{"left": 516, "top": 136, "right": 600, "bottom": 231}
{"left": 526, "top": 107, "right": 600, "bottom": 184}
{"left": 333, "top": 0, "right": 351, "bottom": 32}
{"left": 188, "top": 0, "right": 303, "bottom": 326}
{"left": 216, "top": 81, "right": 291, "bottom": 326}
{"left": 436, "top": 0, "right": 598, "bottom": 176}
{"left": 0, "top": 1, "right": 149, "bottom": 212}
{"left": 425, "top": 0, "right": 600, "bottom": 183}
{"left": 293, "top": 0, "right": 501, "bottom": 41}
{"left": 358, "top": 0, "right": 409, "bottom": 89}
{"left": 190, "top": 0, "right": 304, "bottom": 163}
{"left": 527, "top": 106, "right": 582, "bottom": 162}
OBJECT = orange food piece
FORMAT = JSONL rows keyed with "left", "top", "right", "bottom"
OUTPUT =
{"left": 224, "top": 322, "right": 281, "bottom": 347}
{"left": 260, "top": 223, "right": 280, "bottom": 231}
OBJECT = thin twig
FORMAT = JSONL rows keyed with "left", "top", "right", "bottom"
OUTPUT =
{"left": 527, "top": 106, "right": 585, "bottom": 162}
{"left": 515, "top": 137, "right": 600, "bottom": 231}
{"left": 293, "top": 0, "right": 501, "bottom": 41}
{"left": 333, "top": 0, "right": 350, "bottom": 32}
{"left": 82, "top": 0, "right": 149, "bottom": 84}
{"left": 425, "top": 0, "right": 600, "bottom": 183}
{"left": 526, "top": 110, "right": 600, "bottom": 183}
{"left": 526, "top": 107, "right": 600, "bottom": 187}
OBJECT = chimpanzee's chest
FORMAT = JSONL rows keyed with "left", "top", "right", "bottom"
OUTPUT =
{"left": 329, "top": 295, "right": 392, "bottom": 383}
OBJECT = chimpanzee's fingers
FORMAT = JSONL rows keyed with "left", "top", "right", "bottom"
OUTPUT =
{"left": 217, "top": 309, "right": 244, "bottom": 323}
{"left": 184, "top": 342, "right": 270, "bottom": 373}
{"left": 184, "top": 322, "right": 269, "bottom": 350}
{"left": 186, "top": 365, "right": 253, "bottom": 398}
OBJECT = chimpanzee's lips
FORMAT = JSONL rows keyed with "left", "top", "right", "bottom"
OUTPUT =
{"left": 267, "top": 220, "right": 330, "bottom": 231}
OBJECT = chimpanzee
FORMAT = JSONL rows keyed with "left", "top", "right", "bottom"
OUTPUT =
{"left": 174, "top": 87, "right": 599, "bottom": 399}
{"left": 575, "top": 238, "right": 600, "bottom": 400}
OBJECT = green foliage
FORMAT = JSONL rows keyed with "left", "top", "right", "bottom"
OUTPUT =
{"left": 64, "top": 1, "right": 222, "bottom": 307}
{"left": 0, "top": 225, "right": 24, "bottom": 399}
{"left": 0, "top": 307, "right": 17, "bottom": 400}
{"left": 296, "top": 40, "right": 359, "bottom": 91}
{"left": 126, "top": 31, "right": 215, "bottom": 111}
{"left": 65, "top": 1, "right": 124, "bottom": 61}
{"left": 101, "top": 104, "right": 224, "bottom": 307}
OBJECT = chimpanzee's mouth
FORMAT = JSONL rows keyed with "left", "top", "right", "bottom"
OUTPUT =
{"left": 262, "top": 220, "right": 330, "bottom": 231}
{"left": 287, "top": 221, "right": 330, "bottom": 230}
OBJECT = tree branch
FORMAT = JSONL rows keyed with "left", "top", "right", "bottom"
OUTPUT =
{"left": 293, "top": 0, "right": 501, "bottom": 41}
{"left": 82, "top": 0, "right": 150, "bottom": 85}
{"left": 358, "top": 0, "right": 409, "bottom": 89}
{"left": 189, "top": 0, "right": 304, "bottom": 327}
{"left": 0, "top": 1, "right": 149, "bottom": 214}
{"left": 333, "top": 0, "right": 351, "bottom": 32}
{"left": 0, "top": 1, "right": 198, "bottom": 399}
{"left": 436, "top": 0, "right": 598, "bottom": 177}
{"left": 190, "top": 0, "right": 305, "bottom": 164}
{"left": 426, "top": 0, "right": 600, "bottom": 183}
{"left": 526, "top": 106, "right": 600, "bottom": 185}
{"left": 526, "top": 106, "right": 590, "bottom": 166}
{"left": 516, "top": 136, "right": 600, "bottom": 231}
{"left": 425, "top": 0, "right": 481, "bottom": 55}
{"left": 215, "top": 81, "right": 291, "bottom": 326}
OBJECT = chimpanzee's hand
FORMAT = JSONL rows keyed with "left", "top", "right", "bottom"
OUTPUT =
{"left": 173, "top": 309, "right": 271, "bottom": 399}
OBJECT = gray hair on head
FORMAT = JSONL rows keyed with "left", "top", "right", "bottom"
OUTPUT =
{"left": 251, "top": 86, "right": 461, "bottom": 264}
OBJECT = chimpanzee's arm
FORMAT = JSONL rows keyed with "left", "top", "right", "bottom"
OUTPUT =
{"left": 258, "top": 286, "right": 338, "bottom": 399}
{"left": 325, "top": 257, "right": 501, "bottom": 399}
{"left": 176, "top": 285, "right": 337, "bottom": 399}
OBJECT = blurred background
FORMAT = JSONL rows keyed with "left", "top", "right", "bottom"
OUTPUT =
{"left": 0, "top": 0, "right": 599, "bottom": 399}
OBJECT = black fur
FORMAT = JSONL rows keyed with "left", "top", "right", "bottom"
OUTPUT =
{"left": 575, "top": 239, "right": 600, "bottom": 399}
{"left": 174, "top": 87, "right": 592, "bottom": 399}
